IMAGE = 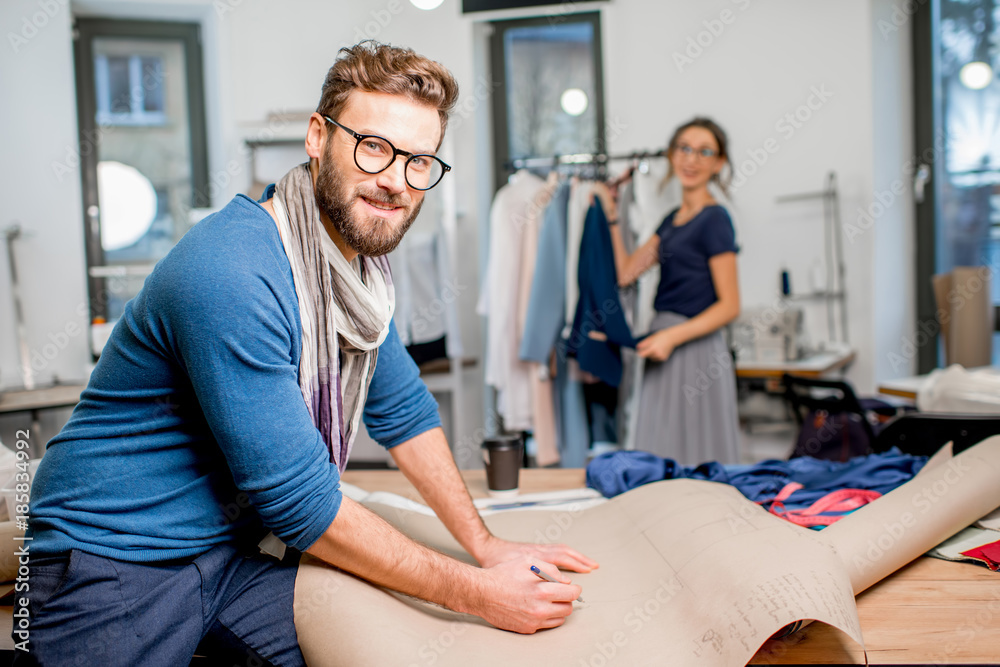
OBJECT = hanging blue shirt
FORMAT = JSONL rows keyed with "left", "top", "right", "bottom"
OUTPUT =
{"left": 654, "top": 205, "right": 738, "bottom": 317}
{"left": 565, "top": 201, "right": 641, "bottom": 386}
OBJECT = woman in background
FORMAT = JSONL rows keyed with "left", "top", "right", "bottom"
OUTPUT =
{"left": 596, "top": 117, "right": 741, "bottom": 464}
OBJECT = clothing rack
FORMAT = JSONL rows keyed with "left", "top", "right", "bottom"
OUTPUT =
{"left": 504, "top": 149, "right": 665, "bottom": 172}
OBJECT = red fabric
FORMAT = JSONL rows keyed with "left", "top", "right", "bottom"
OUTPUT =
{"left": 960, "top": 539, "right": 1000, "bottom": 571}
{"left": 762, "top": 483, "right": 882, "bottom": 528}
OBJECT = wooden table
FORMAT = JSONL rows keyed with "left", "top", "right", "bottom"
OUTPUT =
{"left": 876, "top": 374, "right": 930, "bottom": 402}
{"left": 343, "top": 467, "right": 586, "bottom": 501}
{"left": 751, "top": 556, "right": 1000, "bottom": 664}
{"left": 0, "top": 384, "right": 84, "bottom": 415}
{"left": 343, "top": 468, "right": 1000, "bottom": 665}
{"left": 0, "top": 384, "right": 84, "bottom": 456}
{"left": 736, "top": 344, "right": 856, "bottom": 380}
{"left": 877, "top": 366, "right": 1000, "bottom": 402}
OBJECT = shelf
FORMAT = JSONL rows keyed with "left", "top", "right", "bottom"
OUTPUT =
{"left": 245, "top": 137, "right": 305, "bottom": 148}
{"left": 785, "top": 291, "right": 845, "bottom": 301}
{"left": 88, "top": 264, "right": 156, "bottom": 278}
{"left": 770, "top": 171, "right": 848, "bottom": 343}
{"left": 775, "top": 189, "right": 836, "bottom": 203}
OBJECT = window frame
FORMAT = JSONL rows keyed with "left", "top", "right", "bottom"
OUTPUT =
{"left": 73, "top": 17, "right": 209, "bottom": 325}
{"left": 912, "top": 0, "right": 1000, "bottom": 371}
{"left": 93, "top": 53, "right": 168, "bottom": 126}
{"left": 912, "top": 1, "right": 939, "bottom": 373}
{"left": 488, "top": 10, "right": 606, "bottom": 194}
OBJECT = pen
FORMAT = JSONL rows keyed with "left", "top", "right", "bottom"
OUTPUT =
{"left": 530, "top": 564, "right": 584, "bottom": 602}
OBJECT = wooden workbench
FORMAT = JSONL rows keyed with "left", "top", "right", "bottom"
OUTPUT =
{"left": 876, "top": 375, "right": 928, "bottom": 401}
{"left": 343, "top": 467, "right": 1000, "bottom": 665}
{"left": 0, "top": 384, "right": 84, "bottom": 415}
{"left": 735, "top": 344, "right": 856, "bottom": 380}
{"left": 876, "top": 366, "right": 1000, "bottom": 402}
{"left": 0, "top": 384, "right": 85, "bottom": 457}
{"left": 343, "top": 467, "right": 586, "bottom": 500}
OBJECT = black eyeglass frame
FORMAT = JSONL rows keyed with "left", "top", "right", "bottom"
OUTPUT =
{"left": 675, "top": 144, "right": 720, "bottom": 159}
{"left": 323, "top": 116, "right": 451, "bottom": 191}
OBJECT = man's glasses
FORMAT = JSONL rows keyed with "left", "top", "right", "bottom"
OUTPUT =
{"left": 324, "top": 116, "right": 451, "bottom": 191}
{"left": 676, "top": 144, "right": 719, "bottom": 160}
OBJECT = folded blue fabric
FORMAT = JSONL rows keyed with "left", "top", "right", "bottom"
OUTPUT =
{"left": 585, "top": 449, "right": 927, "bottom": 510}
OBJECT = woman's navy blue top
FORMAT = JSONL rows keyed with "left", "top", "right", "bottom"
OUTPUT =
{"left": 654, "top": 205, "right": 738, "bottom": 318}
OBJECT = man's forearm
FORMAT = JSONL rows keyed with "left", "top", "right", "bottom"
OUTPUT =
{"left": 390, "top": 427, "right": 497, "bottom": 563}
{"left": 305, "top": 492, "right": 582, "bottom": 634}
{"left": 306, "top": 494, "right": 483, "bottom": 614}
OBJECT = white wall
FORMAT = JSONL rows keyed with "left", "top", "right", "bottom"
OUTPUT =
{"left": 871, "top": 0, "right": 917, "bottom": 382}
{"left": 0, "top": 0, "right": 89, "bottom": 391}
{"left": 1, "top": 0, "right": 915, "bottom": 449}
{"left": 464, "top": 0, "right": 916, "bottom": 393}
{"left": 599, "top": 0, "right": 909, "bottom": 392}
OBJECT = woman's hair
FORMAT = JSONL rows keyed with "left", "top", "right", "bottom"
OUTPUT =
{"left": 316, "top": 40, "right": 459, "bottom": 149}
{"left": 664, "top": 117, "right": 731, "bottom": 197}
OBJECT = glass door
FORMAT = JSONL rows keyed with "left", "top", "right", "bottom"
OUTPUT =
{"left": 74, "top": 19, "right": 209, "bottom": 331}
{"left": 915, "top": 0, "right": 1000, "bottom": 371}
{"left": 489, "top": 11, "right": 606, "bottom": 192}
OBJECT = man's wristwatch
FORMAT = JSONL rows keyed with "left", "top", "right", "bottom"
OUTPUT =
{"left": 607, "top": 218, "right": 619, "bottom": 226}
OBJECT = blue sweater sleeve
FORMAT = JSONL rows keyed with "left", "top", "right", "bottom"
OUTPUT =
{"left": 363, "top": 320, "right": 441, "bottom": 447}
{"left": 149, "top": 229, "right": 341, "bottom": 552}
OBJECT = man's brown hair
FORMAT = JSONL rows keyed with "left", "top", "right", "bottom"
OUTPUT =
{"left": 317, "top": 40, "right": 459, "bottom": 149}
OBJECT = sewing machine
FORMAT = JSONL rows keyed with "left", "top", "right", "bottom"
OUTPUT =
{"left": 732, "top": 306, "right": 805, "bottom": 363}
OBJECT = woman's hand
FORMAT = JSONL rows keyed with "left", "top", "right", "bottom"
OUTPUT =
{"left": 636, "top": 328, "right": 681, "bottom": 362}
{"left": 591, "top": 181, "right": 618, "bottom": 223}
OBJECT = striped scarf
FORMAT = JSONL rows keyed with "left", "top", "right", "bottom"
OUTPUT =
{"left": 271, "top": 164, "right": 394, "bottom": 472}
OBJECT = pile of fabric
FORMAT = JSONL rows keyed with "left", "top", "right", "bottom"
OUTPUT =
{"left": 586, "top": 448, "right": 927, "bottom": 528}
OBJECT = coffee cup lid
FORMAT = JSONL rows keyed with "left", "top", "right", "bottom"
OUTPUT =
{"left": 482, "top": 433, "right": 522, "bottom": 449}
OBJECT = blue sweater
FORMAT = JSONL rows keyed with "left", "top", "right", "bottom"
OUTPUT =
{"left": 28, "top": 193, "right": 441, "bottom": 562}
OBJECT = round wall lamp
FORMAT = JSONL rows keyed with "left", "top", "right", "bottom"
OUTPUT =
{"left": 97, "top": 160, "right": 158, "bottom": 251}
{"left": 960, "top": 61, "right": 993, "bottom": 90}
{"left": 560, "top": 88, "right": 589, "bottom": 116}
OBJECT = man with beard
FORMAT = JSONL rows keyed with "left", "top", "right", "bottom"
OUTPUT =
{"left": 19, "top": 41, "right": 596, "bottom": 666}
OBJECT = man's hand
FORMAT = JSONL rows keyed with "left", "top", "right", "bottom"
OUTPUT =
{"left": 391, "top": 431, "right": 599, "bottom": 575}
{"left": 385, "top": 430, "right": 596, "bottom": 632}
{"left": 473, "top": 556, "right": 582, "bottom": 634}
{"left": 308, "top": 498, "right": 582, "bottom": 635}
{"left": 475, "top": 535, "right": 599, "bottom": 573}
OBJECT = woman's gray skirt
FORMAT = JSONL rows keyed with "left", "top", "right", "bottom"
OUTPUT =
{"left": 634, "top": 311, "right": 742, "bottom": 464}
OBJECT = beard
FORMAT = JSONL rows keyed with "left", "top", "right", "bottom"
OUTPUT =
{"left": 314, "top": 153, "right": 423, "bottom": 257}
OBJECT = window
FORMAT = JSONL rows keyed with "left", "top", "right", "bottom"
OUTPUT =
{"left": 73, "top": 19, "right": 209, "bottom": 330}
{"left": 914, "top": 0, "right": 1000, "bottom": 369}
{"left": 94, "top": 53, "right": 166, "bottom": 125}
{"left": 489, "top": 11, "right": 606, "bottom": 191}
